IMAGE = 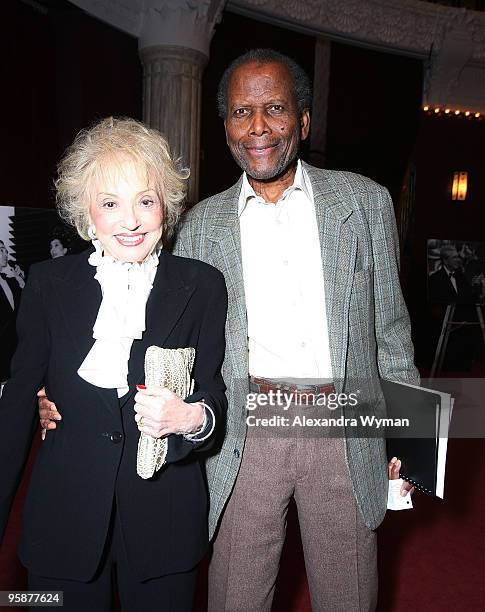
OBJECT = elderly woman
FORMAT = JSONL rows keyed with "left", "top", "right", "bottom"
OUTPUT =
{"left": 0, "top": 117, "right": 227, "bottom": 611}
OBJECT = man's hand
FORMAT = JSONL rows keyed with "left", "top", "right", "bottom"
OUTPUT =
{"left": 134, "top": 385, "right": 205, "bottom": 438}
{"left": 38, "top": 387, "right": 62, "bottom": 440}
{"left": 388, "top": 456, "right": 415, "bottom": 497}
{"left": 4, "top": 262, "right": 26, "bottom": 288}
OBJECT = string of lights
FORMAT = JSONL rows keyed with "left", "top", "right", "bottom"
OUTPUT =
{"left": 422, "top": 106, "right": 483, "bottom": 119}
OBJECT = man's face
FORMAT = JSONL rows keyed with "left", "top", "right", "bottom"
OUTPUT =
{"left": 0, "top": 241, "right": 8, "bottom": 269}
{"left": 224, "top": 61, "right": 310, "bottom": 181}
{"left": 444, "top": 248, "right": 461, "bottom": 271}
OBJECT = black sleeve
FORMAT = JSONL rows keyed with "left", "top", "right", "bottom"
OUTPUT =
{"left": 166, "top": 267, "right": 228, "bottom": 462}
{"left": 0, "top": 266, "right": 50, "bottom": 543}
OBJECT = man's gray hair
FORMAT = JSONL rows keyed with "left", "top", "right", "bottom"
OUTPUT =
{"left": 217, "top": 48, "right": 312, "bottom": 119}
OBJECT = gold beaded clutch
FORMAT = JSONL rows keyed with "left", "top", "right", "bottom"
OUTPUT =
{"left": 136, "top": 346, "right": 195, "bottom": 479}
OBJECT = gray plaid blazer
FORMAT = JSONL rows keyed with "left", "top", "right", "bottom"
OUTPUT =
{"left": 174, "top": 162, "right": 419, "bottom": 539}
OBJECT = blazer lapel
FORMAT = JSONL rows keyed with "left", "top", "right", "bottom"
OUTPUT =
{"left": 120, "top": 251, "right": 195, "bottom": 408}
{"left": 204, "top": 179, "right": 249, "bottom": 379}
{"left": 305, "top": 163, "right": 357, "bottom": 389}
{"left": 53, "top": 250, "right": 119, "bottom": 415}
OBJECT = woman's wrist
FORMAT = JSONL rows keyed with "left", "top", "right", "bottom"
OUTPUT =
{"left": 183, "top": 401, "right": 215, "bottom": 442}
{"left": 185, "top": 401, "right": 206, "bottom": 434}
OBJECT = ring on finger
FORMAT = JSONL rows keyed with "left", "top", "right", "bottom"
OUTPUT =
{"left": 138, "top": 416, "right": 144, "bottom": 428}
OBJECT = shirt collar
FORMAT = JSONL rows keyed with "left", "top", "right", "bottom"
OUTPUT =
{"left": 238, "top": 160, "right": 312, "bottom": 217}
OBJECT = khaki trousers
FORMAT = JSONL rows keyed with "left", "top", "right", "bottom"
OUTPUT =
{"left": 208, "top": 433, "right": 377, "bottom": 612}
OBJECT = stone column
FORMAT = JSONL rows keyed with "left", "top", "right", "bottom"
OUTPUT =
{"left": 140, "top": 45, "right": 207, "bottom": 204}
{"left": 309, "top": 37, "right": 331, "bottom": 168}
{"left": 139, "top": 1, "right": 226, "bottom": 205}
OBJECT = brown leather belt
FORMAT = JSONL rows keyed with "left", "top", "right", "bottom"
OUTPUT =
{"left": 250, "top": 375, "right": 335, "bottom": 396}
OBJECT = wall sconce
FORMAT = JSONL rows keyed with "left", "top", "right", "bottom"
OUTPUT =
{"left": 451, "top": 171, "right": 468, "bottom": 201}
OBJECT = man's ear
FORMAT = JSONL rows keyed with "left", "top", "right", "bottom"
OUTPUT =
{"left": 300, "top": 109, "right": 311, "bottom": 141}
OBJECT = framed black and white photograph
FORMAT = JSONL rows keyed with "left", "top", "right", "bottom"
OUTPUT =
{"left": 0, "top": 205, "right": 85, "bottom": 382}
{"left": 427, "top": 239, "right": 485, "bottom": 305}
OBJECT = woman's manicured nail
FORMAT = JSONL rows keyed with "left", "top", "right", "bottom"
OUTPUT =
{"left": 136, "top": 384, "right": 146, "bottom": 390}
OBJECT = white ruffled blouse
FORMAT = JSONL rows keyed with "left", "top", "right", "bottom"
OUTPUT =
{"left": 77, "top": 240, "right": 159, "bottom": 397}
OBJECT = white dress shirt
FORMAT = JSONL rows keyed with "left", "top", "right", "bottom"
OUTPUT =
{"left": 239, "top": 161, "right": 333, "bottom": 380}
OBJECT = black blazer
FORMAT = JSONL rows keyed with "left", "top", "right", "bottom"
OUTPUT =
{"left": 428, "top": 267, "right": 474, "bottom": 304}
{"left": 0, "top": 249, "right": 228, "bottom": 582}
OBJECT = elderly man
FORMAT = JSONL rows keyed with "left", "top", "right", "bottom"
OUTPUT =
{"left": 40, "top": 49, "right": 418, "bottom": 611}
{"left": 429, "top": 244, "right": 474, "bottom": 304}
{"left": 174, "top": 49, "right": 418, "bottom": 611}
{"left": 0, "top": 240, "right": 24, "bottom": 382}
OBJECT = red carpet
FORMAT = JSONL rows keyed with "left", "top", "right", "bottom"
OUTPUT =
{"left": 2, "top": 434, "right": 485, "bottom": 611}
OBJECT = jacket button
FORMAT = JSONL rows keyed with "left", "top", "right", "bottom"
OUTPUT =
{"left": 233, "top": 448, "right": 240, "bottom": 458}
{"left": 109, "top": 431, "right": 123, "bottom": 444}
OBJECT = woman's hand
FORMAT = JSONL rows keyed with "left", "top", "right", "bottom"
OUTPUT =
{"left": 134, "top": 385, "right": 205, "bottom": 438}
{"left": 388, "top": 456, "right": 415, "bottom": 497}
{"left": 38, "top": 387, "right": 62, "bottom": 440}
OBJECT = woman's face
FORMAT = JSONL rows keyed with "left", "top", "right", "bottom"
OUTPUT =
{"left": 88, "top": 158, "right": 164, "bottom": 263}
{"left": 50, "top": 239, "right": 67, "bottom": 258}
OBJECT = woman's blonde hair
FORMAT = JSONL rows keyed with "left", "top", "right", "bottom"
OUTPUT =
{"left": 55, "top": 117, "right": 189, "bottom": 241}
